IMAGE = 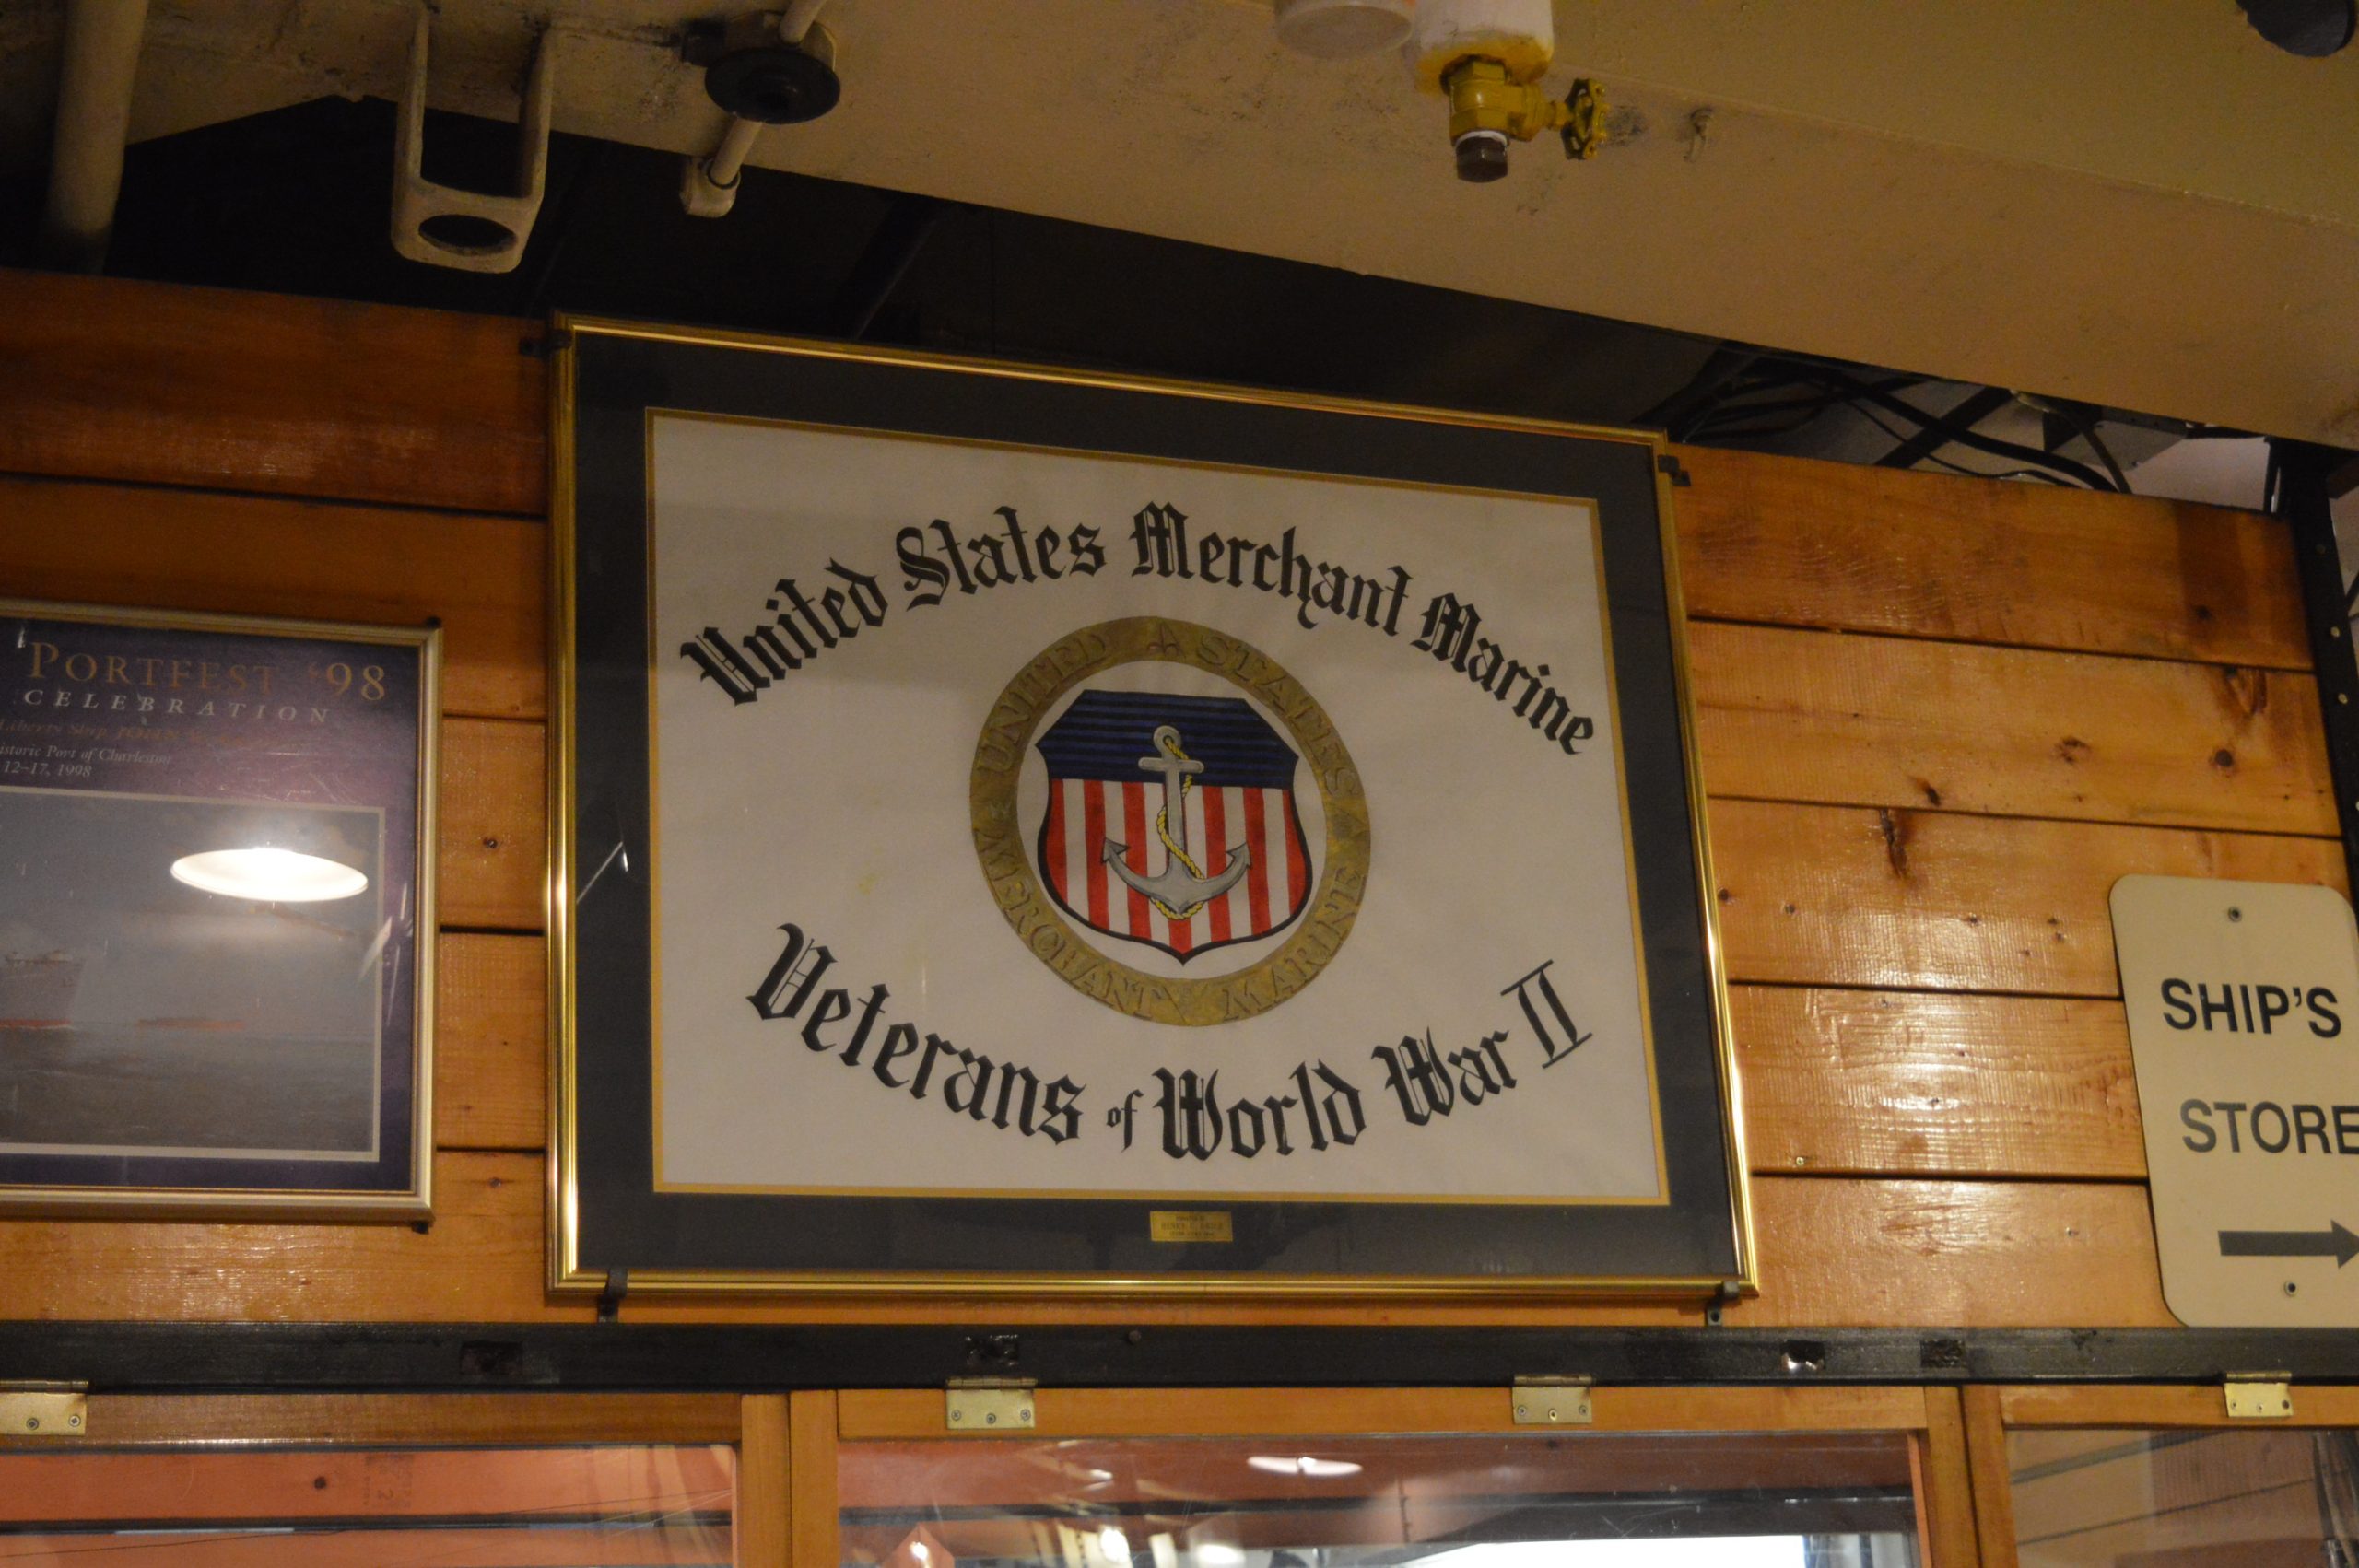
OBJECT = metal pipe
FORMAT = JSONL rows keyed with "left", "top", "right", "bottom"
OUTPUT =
{"left": 678, "top": 3, "right": 830, "bottom": 218}
{"left": 705, "top": 113, "right": 764, "bottom": 190}
{"left": 40, "top": 0, "right": 150, "bottom": 272}
{"left": 780, "top": 0, "right": 829, "bottom": 44}
{"left": 681, "top": 114, "right": 763, "bottom": 217}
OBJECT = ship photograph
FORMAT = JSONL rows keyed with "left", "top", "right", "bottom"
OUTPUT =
{"left": 0, "top": 946, "right": 81, "bottom": 1030}
{"left": 0, "top": 787, "right": 385, "bottom": 1161}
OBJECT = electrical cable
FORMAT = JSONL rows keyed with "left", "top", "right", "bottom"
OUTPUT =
{"left": 1676, "top": 371, "right": 1922, "bottom": 444}
{"left": 1803, "top": 367, "right": 2121, "bottom": 490}
{"left": 1672, "top": 352, "right": 2122, "bottom": 490}
{"left": 1844, "top": 402, "right": 2074, "bottom": 486}
{"left": 2043, "top": 399, "right": 2132, "bottom": 493}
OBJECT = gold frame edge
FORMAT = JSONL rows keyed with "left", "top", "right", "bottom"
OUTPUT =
{"left": 0, "top": 596, "right": 440, "bottom": 1222}
{"left": 542, "top": 316, "right": 1755, "bottom": 1303}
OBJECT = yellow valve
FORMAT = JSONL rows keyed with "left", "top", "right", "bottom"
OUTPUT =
{"left": 1442, "top": 60, "right": 1606, "bottom": 182}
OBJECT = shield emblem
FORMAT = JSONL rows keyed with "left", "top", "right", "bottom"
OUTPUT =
{"left": 1034, "top": 689, "right": 1314, "bottom": 962}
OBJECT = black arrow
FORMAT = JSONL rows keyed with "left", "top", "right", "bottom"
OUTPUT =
{"left": 2217, "top": 1221, "right": 2359, "bottom": 1266}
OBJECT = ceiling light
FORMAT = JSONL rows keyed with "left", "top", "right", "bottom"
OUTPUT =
{"left": 1246, "top": 1455, "right": 1363, "bottom": 1478}
{"left": 1100, "top": 1527, "right": 1132, "bottom": 1562}
{"left": 170, "top": 847, "right": 369, "bottom": 903}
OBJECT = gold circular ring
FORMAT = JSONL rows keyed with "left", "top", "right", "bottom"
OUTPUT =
{"left": 970, "top": 616, "right": 1370, "bottom": 1025}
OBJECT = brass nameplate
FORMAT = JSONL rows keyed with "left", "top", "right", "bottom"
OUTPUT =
{"left": 1150, "top": 1210, "right": 1234, "bottom": 1244}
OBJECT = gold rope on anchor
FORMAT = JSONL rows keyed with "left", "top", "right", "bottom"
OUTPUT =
{"left": 1149, "top": 729, "right": 1212, "bottom": 919}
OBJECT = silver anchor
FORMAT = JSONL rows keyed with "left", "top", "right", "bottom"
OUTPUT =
{"left": 1105, "top": 724, "right": 1251, "bottom": 919}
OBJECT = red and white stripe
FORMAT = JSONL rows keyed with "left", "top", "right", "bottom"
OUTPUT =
{"left": 1041, "top": 779, "right": 1309, "bottom": 955}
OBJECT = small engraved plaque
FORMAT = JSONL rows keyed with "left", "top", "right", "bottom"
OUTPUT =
{"left": 1149, "top": 1210, "right": 1234, "bottom": 1244}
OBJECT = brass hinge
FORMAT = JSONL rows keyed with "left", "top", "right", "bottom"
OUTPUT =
{"left": 1511, "top": 1375, "right": 1593, "bottom": 1426}
{"left": 945, "top": 1378, "right": 1037, "bottom": 1433}
{"left": 0, "top": 1382, "right": 88, "bottom": 1438}
{"left": 2224, "top": 1373, "right": 2294, "bottom": 1420}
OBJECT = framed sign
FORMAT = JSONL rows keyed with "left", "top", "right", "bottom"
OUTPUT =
{"left": 552, "top": 319, "right": 1748, "bottom": 1297}
{"left": 0, "top": 601, "right": 437, "bottom": 1218}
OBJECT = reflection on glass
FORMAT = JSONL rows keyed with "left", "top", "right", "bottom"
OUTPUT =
{"left": 169, "top": 845, "right": 370, "bottom": 902}
{"left": 0, "top": 792, "right": 388, "bottom": 1159}
{"left": 2009, "top": 1427, "right": 2359, "bottom": 1567}
{"left": 0, "top": 1443, "right": 736, "bottom": 1565}
{"left": 839, "top": 1432, "right": 1921, "bottom": 1568}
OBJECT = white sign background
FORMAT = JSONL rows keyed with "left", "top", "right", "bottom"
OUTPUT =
{"left": 2114, "top": 874, "right": 2359, "bottom": 1327}
{"left": 648, "top": 413, "right": 1664, "bottom": 1203}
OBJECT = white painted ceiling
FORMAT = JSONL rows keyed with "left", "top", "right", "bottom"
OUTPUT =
{"left": 6, "top": 1, "right": 2357, "bottom": 444}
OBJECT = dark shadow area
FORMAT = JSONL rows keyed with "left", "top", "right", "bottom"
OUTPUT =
{"left": 0, "top": 95, "right": 1716, "bottom": 428}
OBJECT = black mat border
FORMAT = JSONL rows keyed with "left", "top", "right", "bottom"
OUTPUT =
{"left": 561, "top": 325, "right": 1742, "bottom": 1289}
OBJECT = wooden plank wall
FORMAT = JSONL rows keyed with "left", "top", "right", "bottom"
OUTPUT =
{"left": 0, "top": 269, "right": 2340, "bottom": 1328}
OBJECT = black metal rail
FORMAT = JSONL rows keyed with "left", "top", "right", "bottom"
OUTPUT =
{"left": 2277, "top": 438, "right": 2359, "bottom": 896}
{"left": 5, "top": 1324, "right": 2359, "bottom": 1394}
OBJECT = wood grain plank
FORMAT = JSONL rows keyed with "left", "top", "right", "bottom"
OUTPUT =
{"left": 1738, "top": 1176, "right": 2173, "bottom": 1328}
{"left": 440, "top": 718, "right": 546, "bottom": 932}
{"left": 1999, "top": 1385, "right": 2359, "bottom": 1429}
{"left": 0, "top": 1161, "right": 2175, "bottom": 1327}
{"left": 0, "top": 270, "right": 546, "bottom": 515}
{"left": 739, "top": 1395, "right": 791, "bottom": 1568}
{"left": 640, "top": 1176, "right": 2171, "bottom": 1327}
{"left": 837, "top": 1387, "right": 1931, "bottom": 1440}
{"left": 0, "top": 1152, "right": 556, "bottom": 1322}
{"left": 1711, "top": 800, "right": 2347, "bottom": 996}
{"left": 429, "top": 953, "right": 2161, "bottom": 1177}
{"left": 43, "top": 1393, "right": 738, "bottom": 1447}
{"left": 0, "top": 477, "right": 545, "bottom": 720}
{"left": 1963, "top": 1386, "right": 2022, "bottom": 1568}
{"left": 788, "top": 1391, "right": 839, "bottom": 1568}
{"left": 435, "top": 932, "right": 546, "bottom": 1152}
{"left": 0, "top": 1445, "right": 734, "bottom": 1521}
{"left": 1691, "top": 622, "right": 2334, "bottom": 836}
{"left": 0, "top": 1527, "right": 724, "bottom": 1567}
{"left": 432, "top": 778, "right": 2348, "bottom": 1006}
{"left": 1733, "top": 987, "right": 2145, "bottom": 1180}
{"left": 1920, "top": 1387, "right": 1984, "bottom": 1568}
{"left": 428, "top": 966, "right": 2169, "bottom": 1186}
{"left": 1672, "top": 444, "right": 2308, "bottom": 668}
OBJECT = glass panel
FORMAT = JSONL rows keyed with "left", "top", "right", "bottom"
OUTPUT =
{"left": 0, "top": 1442, "right": 735, "bottom": 1565}
{"left": 2008, "top": 1427, "right": 2359, "bottom": 1567}
{"left": 839, "top": 1432, "right": 1919, "bottom": 1567}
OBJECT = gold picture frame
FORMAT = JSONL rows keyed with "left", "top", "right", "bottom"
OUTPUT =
{"left": 549, "top": 316, "right": 1748, "bottom": 1298}
{"left": 0, "top": 599, "right": 438, "bottom": 1220}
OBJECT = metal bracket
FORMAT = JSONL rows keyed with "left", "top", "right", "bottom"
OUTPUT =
{"left": 392, "top": 8, "right": 557, "bottom": 274}
{"left": 2274, "top": 439, "right": 2359, "bottom": 898}
{"left": 2224, "top": 1372, "right": 2294, "bottom": 1420}
{"left": 0, "top": 1381, "right": 88, "bottom": 1437}
{"left": 945, "top": 1378, "right": 1036, "bottom": 1432}
{"left": 595, "top": 1267, "right": 628, "bottom": 1324}
{"left": 1510, "top": 1375, "right": 1593, "bottom": 1425}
